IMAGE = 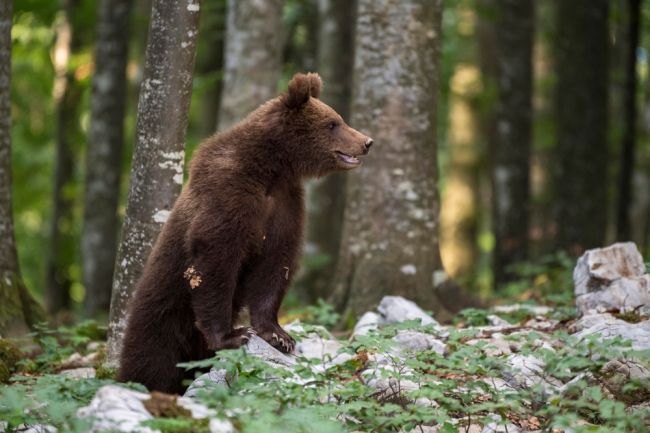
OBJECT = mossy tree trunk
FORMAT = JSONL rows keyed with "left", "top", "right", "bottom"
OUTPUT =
{"left": 298, "top": 0, "right": 356, "bottom": 302}
{"left": 107, "top": 0, "right": 200, "bottom": 366}
{"left": 82, "top": 0, "right": 133, "bottom": 318}
{"left": 332, "top": 0, "right": 451, "bottom": 322}
{"left": 217, "top": 0, "right": 284, "bottom": 131}
{"left": 553, "top": 0, "right": 609, "bottom": 254}
{"left": 0, "top": 0, "right": 45, "bottom": 336}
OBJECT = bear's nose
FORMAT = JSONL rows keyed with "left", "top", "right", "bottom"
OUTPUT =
{"left": 363, "top": 138, "right": 373, "bottom": 154}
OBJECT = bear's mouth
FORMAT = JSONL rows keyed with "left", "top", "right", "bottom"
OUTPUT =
{"left": 335, "top": 151, "right": 361, "bottom": 166}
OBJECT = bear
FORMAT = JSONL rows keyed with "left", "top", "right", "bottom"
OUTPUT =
{"left": 118, "top": 72, "right": 373, "bottom": 394}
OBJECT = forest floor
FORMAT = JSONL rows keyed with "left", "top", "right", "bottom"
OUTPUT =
{"left": 1, "top": 245, "right": 650, "bottom": 433}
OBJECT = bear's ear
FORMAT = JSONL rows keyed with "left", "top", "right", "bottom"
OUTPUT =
{"left": 283, "top": 72, "right": 323, "bottom": 109}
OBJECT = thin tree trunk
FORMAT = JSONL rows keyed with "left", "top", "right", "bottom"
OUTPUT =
{"left": 82, "top": 0, "right": 133, "bottom": 318}
{"left": 492, "top": 0, "right": 534, "bottom": 285}
{"left": 554, "top": 0, "right": 609, "bottom": 254}
{"left": 196, "top": 0, "right": 226, "bottom": 136}
{"left": 0, "top": 0, "right": 46, "bottom": 336}
{"left": 332, "top": 0, "right": 450, "bottom": 321}
{"left": 440, "top": 63, "right": 481, "bottom": 279}
{"left": 616, "top": 0, "right": 641, "bottom": 242}
{"left": 107, "top": 0, "right": 200, "bottom": 366}
{"left": 46, "top": 0, "right": 82, "bottom": 315}
{"left": 298, "top": 0, "right": 356, "bottom": 302}
{"left": 217, "top": 0, "right": 283, "bottom": 131}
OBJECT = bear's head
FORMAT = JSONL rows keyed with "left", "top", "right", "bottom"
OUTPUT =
{"left": 277, "top": 72, "right": 373, "bottom": 177}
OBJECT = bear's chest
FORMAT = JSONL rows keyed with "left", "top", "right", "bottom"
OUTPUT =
{"left": 253, "top": 187, "right": 304, "bottom": 253}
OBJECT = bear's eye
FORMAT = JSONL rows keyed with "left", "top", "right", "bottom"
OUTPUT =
{"left": 327, "top": 121, "right": 338, "bottom": 130}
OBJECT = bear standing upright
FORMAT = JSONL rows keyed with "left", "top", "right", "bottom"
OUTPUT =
{"left": 118, "top": 73, "right": 373, "bottom": 393}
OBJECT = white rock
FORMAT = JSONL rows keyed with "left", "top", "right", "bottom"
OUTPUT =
{"left": 492, "top": 304, "right": 552, "bottom": 315}
{"left": 352, "top": 311, "right": 383, "bottom": 337}
{"left": 362, "top": 365, "right": 420, "bottom": 400}
{"left": 209, "top": 419, "right": 236, "bottom": 433}
{"left": 574, "top": 242, "right": 650, "bottom": 315}
{"left": 600, "top": 359, "right": 650, "bottom": 403}
{"left": 501, "top": 354, "right": 561, "bottom": 391}
{"left": 467, "top": 338, "right": 511, "bottom": 357}
{"left": 184, "top": 368, "right": 230, "bottom": 398}
{"left": 77, "top": 385, "right": 156, "bottom": 433}
{"left": 59, "top": 367, "right": 96, "bottom": 379}
{"left": 481, "top": 414, "right": 521, "bottom": 433}
{"left": 571, "top": 313, "right": 650, "bottom": 351}
{"left": 391, "top": 331, "right": 446, "bottom": 356}
{"left": 377, "top": 296, "right": 439, "bottom": 327}
{"left": 486, "top": 315, "right": 511, "bottom": 327}
{"left": 244, "top": 335, "right": 296, "bottom": 368}
{"left": 20, "top": 425, "right": 56, "bottom": 433}
{"left": 295, "top": 334, "right": 342, "bottom": 360}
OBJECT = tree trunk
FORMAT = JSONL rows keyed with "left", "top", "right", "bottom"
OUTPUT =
{"left": 492, "top": 0, "right": 534, "bottom": 285}
{"left": 217, "top": 0, "right": 283, "bottom": 131}
{"left": 107, "top": 0, "right": 200, "bottom": 366}
{"left": 440, "top": 63, "right": 481, "bottom": 279}
{"left": 332, "top": 0, "right": 450, "bottom": 322}
{"left": 46, "top": 0, "right": 82, "bottom": 315}
{"left": 616, "top": 0, "right": 641, "bottom": 242}
{"left": 298, "top": 0, "right": 356, "bottom": 302}
{"left": 554, "top": 0, "right": 609, "bottom": 254}
{"left": 196, "top": 0, "right": 226, "bottom": 136}
{"left": 82, "top": 0, "right": 133, "bottom": 318}
{"left": 0, "top": 0, "right": 46, "bottom": 336}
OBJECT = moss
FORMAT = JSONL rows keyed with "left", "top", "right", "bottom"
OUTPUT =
{"left": 95, "top": 364, "right": 117, "bottom": 380}
{"left": 0, "top": 359, "right": 10, "bottom": 383}
{"left": 0, "top": 338, "right": 21, "bottom": 371}
{"left": 614, "top": 310, "right": 643, "bottom": 324}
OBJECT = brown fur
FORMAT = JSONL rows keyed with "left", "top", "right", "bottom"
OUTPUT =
{"left": 118, "top": 73, "right": 372, "bottom": 393}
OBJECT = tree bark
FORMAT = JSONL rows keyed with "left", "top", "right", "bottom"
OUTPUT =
{"left": 332, "top": 0, "right": 450, "bottom": 322}
{"left": 616, "top": 0, "right": 641, "bottom": 242}
{"left": 298, "top": 0, "right": 356, "bottom": 302}
{"left": 82, "top": 0, "right": 133, "bottom": 318}
{"left": 0, "top": 0, "right": 46, "bottom": 336}
{"left": 217, "top": 0, "right": 283, "bottom": 131}
{"left": 492, "top": 0, "right": 534, "bottom": 285}
{"left": 554, "top": 0, "right": 609, "bottom": 254}
{"left": 107, "top": 0, "right": 200, "bottom": 366}
{"left": 46, "top": 0, "right": 82, "bottom": 315}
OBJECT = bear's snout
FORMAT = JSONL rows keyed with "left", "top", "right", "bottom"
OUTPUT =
{"left": 363, "top": 138, "right": 373, "bottom": 155}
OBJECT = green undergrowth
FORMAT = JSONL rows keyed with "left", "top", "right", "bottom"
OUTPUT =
{"left": 1, "top": 303, "right": 649, "bottom": 433}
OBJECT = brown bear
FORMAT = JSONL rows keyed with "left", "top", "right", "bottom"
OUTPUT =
{"left": 118, "top": 72, "right": 373, "bottom": 394}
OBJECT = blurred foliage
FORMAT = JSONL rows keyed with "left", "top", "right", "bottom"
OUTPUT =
{"left": 8, "top": 0, "right": 650, "bottom": 316}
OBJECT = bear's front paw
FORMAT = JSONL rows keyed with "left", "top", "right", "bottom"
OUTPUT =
{"left": 257, "top": 327, "right": 295, "bottom": 354}
{"left": 205, "top": 327, "right": 256, "bottom": 351}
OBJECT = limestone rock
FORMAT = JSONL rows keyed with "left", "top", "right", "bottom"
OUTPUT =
{"left": 501, "top": 354, "right": 561, "bottom": 391}
{"left": 574, "top": 242, "right": 650, "bottom": 315}
{"left": 377, "top": 296, "right": 440, "bottom": 327}
{"left": 184, "top": 368, "right": 230, "bottom": 398}
{"left": 600, "top": 359, "right": 650, "bottom": 404}
{"left": 59, "top": 367, "right": 96, "bottom": 379}
{"left": 244, "top": 335, "right": 296, "bottom": 368}
{"left": 572, "top": 313, "right": 650, "bottom": 351}
{"left": 391, "top": 331, "right": 446, "bottom": 356}
{"left": 77, "top": 385, "right": 157, "bottom": 433}
{"left": 352, "top": 311, "right": 383, "bottom": 337}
